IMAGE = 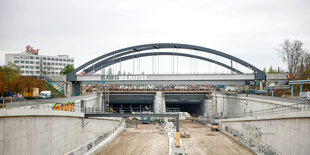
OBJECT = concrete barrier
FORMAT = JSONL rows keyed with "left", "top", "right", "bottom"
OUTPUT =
{"left": 164, "top": 122, "right": 185, "bottom": 155}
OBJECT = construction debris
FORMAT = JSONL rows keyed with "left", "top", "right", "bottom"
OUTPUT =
{"left": 181, "top": 129, "right": 191, "bottom": 138}
{"left": 179, "top": 112, "right": 191, "bottom": 120}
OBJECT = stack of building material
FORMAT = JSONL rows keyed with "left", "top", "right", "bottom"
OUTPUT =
{"left": 181, "top": 129, "right": 191, "bottom": 138}
{"left": 179, "top": 112, "right": 191, "bottom": 120}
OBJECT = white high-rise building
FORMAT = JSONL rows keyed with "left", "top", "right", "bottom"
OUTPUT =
{"left": 5, "top": 46, "right": 74, "bottom": 76}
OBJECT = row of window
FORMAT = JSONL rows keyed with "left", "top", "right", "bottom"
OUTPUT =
{"left": 14, "top": 60, "right": 73, "bottom": 66}
{"left": 14, "top": 55, "right": 73, "bottom": 62}
{"left": 19, "top": 65, "right": 63, "bottom": 70}
{"left": 21, "top": 70, "right": 60, "bottom": 75}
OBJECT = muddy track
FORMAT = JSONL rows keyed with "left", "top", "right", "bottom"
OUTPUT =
{"left": 180, "top": 120, "right": 254, "bottom": 155}
{"left": 96, "top": 124, "right": 168, "bottom": 155}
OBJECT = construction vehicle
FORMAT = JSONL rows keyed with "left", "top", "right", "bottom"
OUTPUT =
{"left": 211, "top": 122, "right": 219, "bottom": 131}
{"left": 109, "top": 107, "right": 116, "bottom": 113}
{"left": 40, "top": 91, "right": 51, "bottom": 99}
{"left": 141, "top": 117, "right": 150, "bottom": 124}
{"left": 23, "top": 88, "right": 39, "bottom": 99}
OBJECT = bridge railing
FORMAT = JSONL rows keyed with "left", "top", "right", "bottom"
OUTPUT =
{"left": 219, "top": 103, "right": 310, "bottom": 119}
{"left": 4, "top": 101, "right": 83, "bottom": 113}
{"left": 84, "top": 107, "right": 180, "bottom": 114}
{"left": 95, "top": 85, "right": 211, "bottom": 92}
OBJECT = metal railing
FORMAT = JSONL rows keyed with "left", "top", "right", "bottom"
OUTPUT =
{"left": 93, "top": 85, "right": 212, "bottom": 92}
{"left": 84, "top": 107, "right": 180, "bottom": 114}
{"left": 3, "top": 101, "right": 83, "bottom": 113}
{"left": 4, "top": 103, "right": 82, "bottom": 112}
{"left": 65, "top": 119, "right": 125, "bottom": 155}
{"left": 4, "top": 93, "right": 97, "bottom": 108}
{"left": 224, "top": 126, "right": 281, "bottom": 155}
{"left": 194, "top": 116, "right": 211, "bottom": 125}
{"left": 219, "top": 103, "right": 310, "bottom": 119}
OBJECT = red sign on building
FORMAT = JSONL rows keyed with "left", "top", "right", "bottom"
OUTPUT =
{"left": 26, "top": 45, "right": 39, "bottom": 55}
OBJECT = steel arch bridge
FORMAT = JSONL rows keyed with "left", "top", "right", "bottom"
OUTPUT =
{"left": 67, "top": 43, "right": 265, "bottom": 82}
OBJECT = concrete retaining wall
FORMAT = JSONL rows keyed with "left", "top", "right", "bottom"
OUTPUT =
{"left": 215, "top": 94, "right": 295, "bottom": 117}
{"left": 0, "top": 109, "right": 120, "bottom": 155}
{"left": 219, "top": 111, "right": 310, "bottom": 155}
{"left": 65, "top": 118, "right": 125, "bottom": 155}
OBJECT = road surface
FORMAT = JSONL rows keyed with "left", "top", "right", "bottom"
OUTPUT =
{"left": 96, "top": 124, "right": 168, "bottom": 155}
{"left": 180, "top": 120, "right": 253, "bottom": 155}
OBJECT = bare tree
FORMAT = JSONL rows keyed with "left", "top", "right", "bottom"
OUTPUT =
{"left": 277, "top": 39, "right": 305, "bottom": 73}
{"left": 101, "top": 69, "right": 106, "bottom": 75}
{"left": 304, "top": 52, "right": 310, "bottom": 73}
{"left": 107, "top": 67, "right": 113, "bottom": 75}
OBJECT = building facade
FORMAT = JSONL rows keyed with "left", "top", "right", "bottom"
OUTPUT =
{"left": 5, "top": 46, "right": 74, "bottom": 76}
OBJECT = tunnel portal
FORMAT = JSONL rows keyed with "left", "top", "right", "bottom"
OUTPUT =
{"left": 108, "top": 93, "right": 208, "bottom": 115}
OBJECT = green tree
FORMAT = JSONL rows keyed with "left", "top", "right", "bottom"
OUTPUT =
{"left": 60, "top": 65, "right": 75, "bottom": 75}
{"left": 262, "top": 68, "right": 266, "bottom": 73}
{"left": 0, "top": 62, "right": 21, "bottom": 96}
{"left": 268, "top": 65, "right": 276, "bottom": 73}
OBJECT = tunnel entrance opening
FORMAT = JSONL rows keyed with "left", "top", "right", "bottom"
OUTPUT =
{"left": 109, "top": 102, "right": 204, "bottom": 116}
{"left": 109, "top": 103, "right": 153, "bottom": 113}
{"left": 166, "top": 103, "right": 204, "bottom": 116}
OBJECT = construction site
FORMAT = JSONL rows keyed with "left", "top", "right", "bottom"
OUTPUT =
{"left": 94, "top": 117, "right": 253, "bottom": 155}
{"left": 1, "top": 43, "right": 310, "bottom": 155}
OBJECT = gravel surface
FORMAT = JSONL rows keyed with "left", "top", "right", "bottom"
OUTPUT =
{"left": 96, "top": 124, "right": 168, "bottom": 155}
{"left": 180, "top": 120, "right": 254, "bottom": 155}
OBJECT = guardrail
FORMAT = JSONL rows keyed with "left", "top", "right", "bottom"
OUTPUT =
{"left": 84, "top": 107, "right": 180, "bottom": 114}
{"left": 4, "top": 93, "right": 97, "bottom": 108}
{"left": 64, "top": 119, "right": 125, "bottom": 155}
{"left": 224, "top": 126, "right": 281, "bottom": 155}
{"left": 194, "top": 116, "right": 211, "bottom": 125}
{"left": 219, "top": 103, "right": 310, "bottom": 119}
{"left": 3, "top": 101, "right": 83, "bottom": 112}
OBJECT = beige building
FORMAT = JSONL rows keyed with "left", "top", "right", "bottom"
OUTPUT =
{"left": 5, "top": 46, "right": 74, "bottom": 76}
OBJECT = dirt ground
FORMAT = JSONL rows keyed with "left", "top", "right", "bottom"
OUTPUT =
{"left": 180, "top": 120, "right": 254, "bottom": 155}
{"left": 96, "top": 124, "right": 168, "bottom": 155}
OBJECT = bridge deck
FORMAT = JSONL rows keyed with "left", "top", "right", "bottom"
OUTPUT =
{"left": 100, "top": 90, "right": 211, "bottom": 93}
{"left": 85, "top": 113, "right": 179, "bottom": 118}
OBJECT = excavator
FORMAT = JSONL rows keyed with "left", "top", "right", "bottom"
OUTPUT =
{"left": 109, "top": 107, "right": 116, "bottom": 113}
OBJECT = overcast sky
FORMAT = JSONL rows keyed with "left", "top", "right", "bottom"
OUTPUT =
{"left": 1, "top": 0, "right": 309, "bottom": 74}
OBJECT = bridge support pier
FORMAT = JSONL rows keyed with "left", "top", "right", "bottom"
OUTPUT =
{"left": 203, "top": 99, "right": 210, "bottom": 116}
{"left": 153, "top": 92, "right": 166, "bottom": 113}
{"left": 64, "top": 82, "right": 73, "bottom": 97}
{"left": 260, "top": 80, "right": 263, "bottom": 90}
{"left": 97, "top": 92, "right": 104, "bottom": 111}
{"left": 72, "top": 82, "right": 81, "bottom": 96}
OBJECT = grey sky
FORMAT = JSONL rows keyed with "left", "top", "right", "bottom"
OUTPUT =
{"left": 1, "top": 0, "right": 309, "bottom": 73}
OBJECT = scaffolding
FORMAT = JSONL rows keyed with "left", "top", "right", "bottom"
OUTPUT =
{"left": 103, "top": 86, "right": 110, "bottom": 112}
